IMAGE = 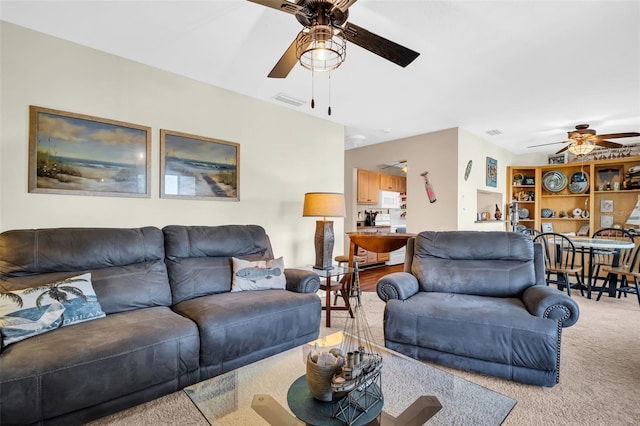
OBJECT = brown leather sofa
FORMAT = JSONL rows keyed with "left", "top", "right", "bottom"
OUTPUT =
{"left": 0, "top": 225, "right": 321, "bottom": 425}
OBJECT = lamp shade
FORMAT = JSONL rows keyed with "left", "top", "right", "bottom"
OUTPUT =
{"left": 303, "top": 192, "right": 346, "bottom": 218}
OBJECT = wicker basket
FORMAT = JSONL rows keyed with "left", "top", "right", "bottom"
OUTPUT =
{"left": 306, "top": 351, "right": 343, "bottom": 402}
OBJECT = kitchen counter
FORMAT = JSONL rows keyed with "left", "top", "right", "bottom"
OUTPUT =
{"left": 356, "top": 225, "right": 392, "bottom": 231}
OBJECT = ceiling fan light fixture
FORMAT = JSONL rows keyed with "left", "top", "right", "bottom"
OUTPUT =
{"left": 568, "top": 138, "right": 596, "bottom": 156}
{"left": 296, "top": 26, "right": 346, "bottom": 72}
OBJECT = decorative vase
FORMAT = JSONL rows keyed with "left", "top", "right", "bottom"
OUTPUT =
{"left": 495, "top": 204, "right": 502, "bottom": 220}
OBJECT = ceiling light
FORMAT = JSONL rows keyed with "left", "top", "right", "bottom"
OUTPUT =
{"left": 296, "top": 26, "right": 345, "bottom": 73}
{"left": 568, "top": 138, "right": 596, "bottom": 156}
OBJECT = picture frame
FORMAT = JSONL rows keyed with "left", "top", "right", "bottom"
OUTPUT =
{"left": 600, "top": 199, "right": 614, "bottom": 213}
{"left": 160, "top": 129, "right": 240, "bottom": 200}
{"left": 541, "top": 222, "right": 554, "bottom": 233}
{"left": 486, "top": 157, "right": 497, "bottom": 187}
{"left": 596, "top": 168, "right": 621, "bottom": 191}
{"left": 577, "top": 223, "right": 590, "bottom": 236}
{"left": 601, "top": 215, "right": 614, "bottom": 228}
{"left": 29, "top": 106, "right": 151, "bottom": 197}
{"left": 548, "top": 153, "right": 567, "bottom": 165}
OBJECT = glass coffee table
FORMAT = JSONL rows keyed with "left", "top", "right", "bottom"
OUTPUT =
{"left": 184, "top": 332, "right": 515, "bottom": 425}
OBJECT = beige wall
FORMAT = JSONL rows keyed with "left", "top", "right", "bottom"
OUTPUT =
{"left": 0, "top": 22, "right": 345, "bottom": 266}
{"left": 344, "top": 128, "right": 546, "bottom": 245}
{"left": 457, "top": 129, "right": 516, "bottom": 231}
{"left": 345, "top": 128, "right": 459, "bottom": 237}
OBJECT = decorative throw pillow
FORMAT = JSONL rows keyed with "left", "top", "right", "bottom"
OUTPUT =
{"left": 231, "top": 257, "right": 286, "bottom": 292}
{"left": 0, "top": 273, "right": 105, "bottom": 348}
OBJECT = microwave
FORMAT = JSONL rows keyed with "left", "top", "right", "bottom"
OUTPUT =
{"left": 378, "top": 190, "right": 400, "bottom": 209}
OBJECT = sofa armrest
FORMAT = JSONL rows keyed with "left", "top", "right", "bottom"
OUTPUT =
{"left": 284, "top": 268, "right": 320, "bottom": 293}
{"left": 376, "top": 272, "right": 420, "bottom": 301}
{"left": 523, "top": 285, "right": 580, "bottom": 327}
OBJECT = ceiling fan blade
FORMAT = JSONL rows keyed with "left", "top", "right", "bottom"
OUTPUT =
{"left": 527, "top": 141, "right": 568, "bottom": 148}
{"left": 332, "top": 0, "right": 358, "bottom": 13}
{"left": 596, "top": 132, "right": 640, "bottom": 139}
{"left": 246, "top": 0, "right": 305, "bottom": 16}
{"left": 595, "top": 140, "right": 623, "bottom": 149}
{"left": 267, "top": 34, "right": 310, "bottom": 78}
{"left": 341, "top": 22, "right": 420, "bottom": 67}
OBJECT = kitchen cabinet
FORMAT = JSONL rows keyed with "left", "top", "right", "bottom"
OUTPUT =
{"left": 380, "top": 173, "right": 406, "bottom": 192}
{"left": 356, "top": 246, "right": 389, "bottom": 266}
{"left": 357, "top": 169, "right": 380, "bottom": 204}
{"left": 377, "top": 252, "right": 390, "bottom": 262}
{"left": 358, "top": 169, "right": 406, "bottom": 204}
{"left": 398, "top": 176, "right": 407, "bottom": 193}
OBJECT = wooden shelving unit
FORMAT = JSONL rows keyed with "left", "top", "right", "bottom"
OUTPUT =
{"left": 507, "top": 157, "right": 640, "bottom": 235}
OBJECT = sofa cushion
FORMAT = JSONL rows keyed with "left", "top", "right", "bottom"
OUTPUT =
{"left": 412, "top": 231, "right": 536, "bottom": 297}
{"left": 231, "top": 257, "right": 285, "bottom": 291}
{"left": 384, "top": 292, "right": 559, "bottom": 371}
{"left": 0, "top": 227, "right": 166, "bottom": 273}
{"left": 0, "top": 273, "right": 105, "bottom": 348}
{"left": 172, "top": 289, "right": 321, "bottom": 378}
{"left": 0, "top": 227, "right": 172, "bottom": 313}
{"left": 0, "top": 306, "right": 200, "bottom": 425}
{"left": 163, "top": 225, "right": 274, "bottom": 303}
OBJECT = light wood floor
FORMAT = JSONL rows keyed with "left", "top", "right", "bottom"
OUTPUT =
{"left": 358, "top": 264, "right": 404, "bottom": 292}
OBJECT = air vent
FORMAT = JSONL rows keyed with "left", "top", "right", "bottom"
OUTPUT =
{"left": 486, "top": 129, "right": 503, "bottom": 136}
{"left": 273, "top": 93, "right": 306, "bottom": 107}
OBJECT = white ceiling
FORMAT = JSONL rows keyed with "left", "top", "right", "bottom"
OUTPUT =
{"left": 1, "top": 0, "right": 639, "bottom": 154}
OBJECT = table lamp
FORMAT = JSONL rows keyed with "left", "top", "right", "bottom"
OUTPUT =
{"left": 303, "top": 192, "right": 346, "bottom": 270}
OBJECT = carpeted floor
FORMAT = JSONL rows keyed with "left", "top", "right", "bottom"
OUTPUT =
{"left": 88, "top": 291, "right": 640, "bottom": 425}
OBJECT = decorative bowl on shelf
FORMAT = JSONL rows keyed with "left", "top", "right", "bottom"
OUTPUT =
{"left": 541, "top": 208, "right": 553, "bottom": 218}
{"left": 518, "top": 208, "right": 529, "bottom": 219}
{"left": 542, "top": 171, "right": 567, "bottom": 192}
{"left": 569, "top": 171, "right": 589, "bottom": 194}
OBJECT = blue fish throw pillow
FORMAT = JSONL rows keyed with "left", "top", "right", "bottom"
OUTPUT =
{"left": 231, "top": 257, "right": 286, "bottom": 292}
{"left": 0, "top": 273, "right": 105, "bottom": 349}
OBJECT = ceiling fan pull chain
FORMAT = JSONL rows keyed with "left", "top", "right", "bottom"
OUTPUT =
{"left": 311, "top": 68, "right": 315, "bottom": 109}
{"left": 328, "top": 72, "right": 332, "bottom": 116}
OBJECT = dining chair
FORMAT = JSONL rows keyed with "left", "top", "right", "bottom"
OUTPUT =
{"left": 521, "top": 228, "right": 541, "bottom": 238}
{"left": 588, "top": 228, "right": 635, "bottom": 289}
{"left": 596, "top": 244, "right": 640, "bottom": 305}
{"left": 533, "top": 233, "right": 583, "bottom": 296}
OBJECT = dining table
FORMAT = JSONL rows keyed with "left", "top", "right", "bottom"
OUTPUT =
{"left": 341, "top": 232, "right": 416, "bottom": 302}
{"left": 567, "top": 236, "right": 636, "bottom": 298}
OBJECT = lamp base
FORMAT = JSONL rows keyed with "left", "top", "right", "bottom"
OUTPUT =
{"left": 313, "top": 220, "right": 334, "bottom": 270}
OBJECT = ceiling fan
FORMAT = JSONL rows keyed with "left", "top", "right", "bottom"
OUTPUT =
{"left": 528, "top": 124, "right": 640, "bottom": 154}
{"left": 247, "top": 0, "right": 420, "bottom": 78}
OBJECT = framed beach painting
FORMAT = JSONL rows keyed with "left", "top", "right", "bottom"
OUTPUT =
{"left": 160, "top": 129, "right": 240, "bottom": 201}
{"left": 29, "top": 106, "right": 151, "bottom": 197}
